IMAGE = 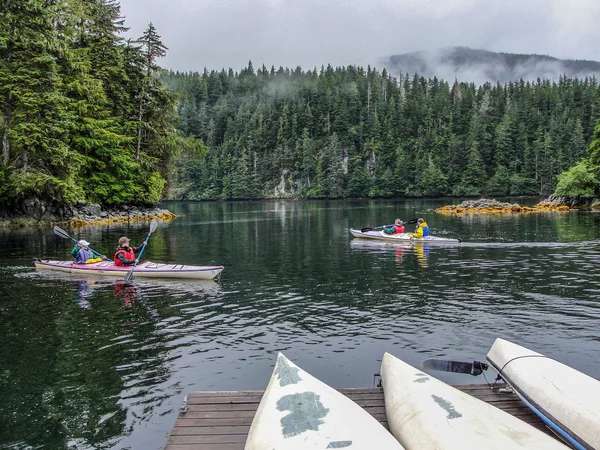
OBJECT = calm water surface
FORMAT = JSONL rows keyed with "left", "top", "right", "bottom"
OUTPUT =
{"left": 1, "top": 199, "right": 599, "bottom": 449}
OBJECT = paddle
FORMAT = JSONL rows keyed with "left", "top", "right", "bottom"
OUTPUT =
{"left": 123, "top": 219, "right": 158, "bottom": 282}
{"left": 361, "top": 218, "right": 419, "bottom": 233}
{"left": 53, "top": 226, "right": 108, "bottom": 260}
{"left": 421, "top": 359, "right": 488, "bottom": 376}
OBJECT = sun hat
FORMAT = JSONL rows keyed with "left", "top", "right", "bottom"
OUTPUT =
{"left": 79, "top": 240, "right": 90, "bottom": 247}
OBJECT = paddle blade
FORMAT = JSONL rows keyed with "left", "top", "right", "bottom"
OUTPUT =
{"left": 360, "top": 228, "right": 372, "bottom": 233}
{"left": 421, "top": 359, "right": 488, "bottom": 376}
{"left": 53, "top": 226, "right": 72, "bottom": 240}
{"left": 123, "top": 268, "right": 134, "bottom": 283}
{"left": 149, "top": 218, "right": 158, "bottom": 234}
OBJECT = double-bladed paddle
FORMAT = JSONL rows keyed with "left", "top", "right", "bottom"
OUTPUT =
{"left": 361, "top": 218, "right": 419, "bottom": 233}
{"left": 53, "top": 226, "right": 108, "bottom": 260}
{"left": 421, "top": 358, "right": 489, "bottom": 376}
{"left": 123, "top": 219, "right": 158, "bottom": 283}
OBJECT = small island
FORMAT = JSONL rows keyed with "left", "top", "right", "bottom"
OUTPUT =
{"left": 435, "top": 198, "right": 571, "bottom": 215}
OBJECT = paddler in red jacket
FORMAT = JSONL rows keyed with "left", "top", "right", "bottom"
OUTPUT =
{"left": 384, "top": 218, "right": 406, "bottom": 234}
{"left": 113, "top": 236, "right": 147, "bottom": 266}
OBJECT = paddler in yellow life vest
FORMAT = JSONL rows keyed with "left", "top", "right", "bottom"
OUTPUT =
{"left": 412, "top": 218, "right": 430, "bottom": 239}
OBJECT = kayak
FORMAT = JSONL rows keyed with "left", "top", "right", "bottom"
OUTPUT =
{"left": 34, "top": 259, "right": 223, "bottom": 280}
{"left": 245, "top": 353, "right": 404, "bottom": 450}
{"left": 487, "top": 338, "right": 600, "bottom": 450}
{"left": 381, "top": 352, "right": 567, "bottom": 449}
{"left": 349, "top": 228, "right": 461, "bottom": 244}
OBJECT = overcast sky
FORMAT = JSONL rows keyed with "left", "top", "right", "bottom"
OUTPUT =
{"left": 119, "top": 0, "right": 600, "bottom": 73}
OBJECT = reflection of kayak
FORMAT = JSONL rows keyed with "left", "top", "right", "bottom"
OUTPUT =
{"left": 381, "top": 352, "right": 567, "bottom": 449}
{"left": 349, "top": 228, "right": 461, "bottom": 244}
{"left": 34, "top": 259, "right": 224, "bottom": 280}
{"left": 245, "top": 353, "right": 404, "bottom": 450}
{"left": 487, "top": 338, "right": 600, "bottom": 450}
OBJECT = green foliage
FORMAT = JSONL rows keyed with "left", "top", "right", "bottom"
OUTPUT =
{"left": 554, "top": 159, "right": 599, "bottom": 198}
{"left": 0, "top": 1, "right": 191, "bottom": 209}
{"left": 487, "top": 165, "right": 511, "bottom": 196}
{"left": 453, "top": 144, "right": 486, "bottom": 196}
{"left": 509, "top": 175, "right": 538, "bottom": 196}
{"left": 588, "top": 120, "right": 600, "bottom": 166}
{"left": 418, "top": 163, "right": 449, "bottom": 196}
{"left": 7, "top": 171, "right": 84, "bottom": 204}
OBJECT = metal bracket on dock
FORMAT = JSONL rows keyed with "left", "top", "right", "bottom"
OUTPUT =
{"left": 373, "top": 372, "right": 382, "bottom": 387}
{"left": 179, "top": 394, "right": 188, "bottom": 414}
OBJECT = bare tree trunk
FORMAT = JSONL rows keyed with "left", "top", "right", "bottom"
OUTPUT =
{"left": 367, "top": 82, "right": 372, "bottom": 119}
{"left": 136, "top": 92, "right": 143, "bottom": 160}
{"left": 3, "top": 22, "right": 14, "bottom": 166}
{"left": 2, "top": 98, "right": 11, "bottom": 165}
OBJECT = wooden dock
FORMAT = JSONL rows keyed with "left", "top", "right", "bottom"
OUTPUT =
{"left": 165, "top": 384, "right": 560, "bottom": 449}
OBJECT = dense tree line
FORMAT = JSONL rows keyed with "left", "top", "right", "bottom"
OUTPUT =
{"left": 2, "top": 2, "right": 599, "bottom": 208}
{"left": 0, "top": 0, "right": 201, "bottom": 210}
{"left": 161, "top": 64, "right": 600, "bottom": 200}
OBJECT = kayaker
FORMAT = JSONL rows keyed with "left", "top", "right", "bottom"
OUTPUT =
{"left": 113, "top": 236, "right": 147, "bottom": 266}
{"left": 384, "top": 218, "right": 405, "bottom": 234}
{"left": 71, "top": 240, "right": 103, "bottom": 264}
{"left": 412, "top": 218, "right": 430, "bottom": 238}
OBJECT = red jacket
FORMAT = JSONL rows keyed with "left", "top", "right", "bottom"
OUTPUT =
{"left": 391, "top": 224, "right": 405, "bottom": 234}
{"left": 114, "top": 246, "right": 138, "bottom": 266}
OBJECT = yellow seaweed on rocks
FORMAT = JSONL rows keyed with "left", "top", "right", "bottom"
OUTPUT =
{"left": 435, "top": 199, "right": 570, "bottom": 215}
{"left": 68, "top": 211, "right": 176, "bottom": 227}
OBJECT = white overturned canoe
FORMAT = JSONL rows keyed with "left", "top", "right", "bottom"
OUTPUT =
{"left": 487, "top": 338, "right": 600, "bottom": 450}
{"left": 245, "top": 353, "right": 404, "bottom": 450}
{"left": 381, "top": 352, "right": 567, "bottom": 449}
{"left": 349, "top": 228, "right": 461, "bottom": 244}
{"left": 34, "top": 259, "right": 223, "bottom": 280}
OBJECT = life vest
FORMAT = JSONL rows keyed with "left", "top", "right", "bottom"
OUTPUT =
{"left": 75, "top": 248, "right": 94, "bottom": 264}
{"left": 413, "top": 222, "right": 430, "bottom": 238}
{"left": 392, "top": 224, "right": 405, "bottom": 234}
{"left": 114, "top": 247, "right": 135, "bottom": 266}
{"left": 384, "top": 224, "right": 405, "bottom": 234}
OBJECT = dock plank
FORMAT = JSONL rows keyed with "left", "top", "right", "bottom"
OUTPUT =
{"left": 165, "top": 385, "right": 557, "bottom": 449}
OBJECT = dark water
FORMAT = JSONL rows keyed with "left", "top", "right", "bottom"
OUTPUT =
{"left": 1, "top": 199, "right": 599, "bottom": 449}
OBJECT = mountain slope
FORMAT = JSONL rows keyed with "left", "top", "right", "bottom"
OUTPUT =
{"left": 381, "top": 47, "right": 600, "bottom": 84}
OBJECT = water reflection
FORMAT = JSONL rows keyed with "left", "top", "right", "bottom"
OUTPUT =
{"left": 349, "top": 239, "right": 432, "bottom": 268}
{"left": 113, "top": 281, "right": 137, "bottom": 307}
{"left": 74, "top": 280, "right": 98, "bottom": 309}
{"left": 1, "top": 200, "right": 600, "bottom": 450}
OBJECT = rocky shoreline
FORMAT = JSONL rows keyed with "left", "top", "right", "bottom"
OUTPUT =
{"left": 0, "top": 200, "right": 175, "bottom": 228}
{"left": 436, "top": 196, "right": 600, "bottom": 215}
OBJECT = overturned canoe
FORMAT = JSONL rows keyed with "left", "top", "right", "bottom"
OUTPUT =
{"left": 34, "top": 259, "right": 223, "bottom": 280}
{"left": 349, "top": 228, "right": 461, "bottom": 244}
{"left": 245, "top": 353, "right": 404, "bottom": 450}
{"left": 381, "top": 352, "right": 567, "bottom": 449}
{"left": 487, "top": 338, "right": 600, "bottom": 450}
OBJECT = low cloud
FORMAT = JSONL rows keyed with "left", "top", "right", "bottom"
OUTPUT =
{"left": 119, "top": 0, "right": 600, "bottom": 73}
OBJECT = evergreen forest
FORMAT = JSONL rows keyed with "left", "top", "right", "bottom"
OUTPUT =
{"left": 0, "top": 0, "right": 201, "bottom": 210}
{"left": 162, "top": 66, "right": 600, "bottom": 200}
{"left": 2, "top": 0, "right": 600, "bottom": 212}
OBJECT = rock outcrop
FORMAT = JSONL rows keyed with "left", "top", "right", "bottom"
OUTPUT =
{"left": 435, "top": 198, "right": 570, "bottom": 215}
{"left": 0, "top": 199, "right": 175, "bottom": 227}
